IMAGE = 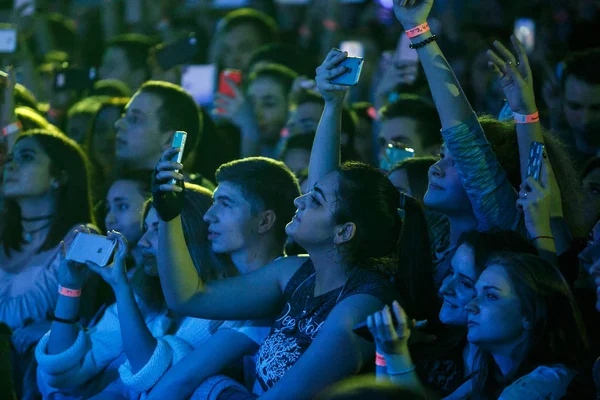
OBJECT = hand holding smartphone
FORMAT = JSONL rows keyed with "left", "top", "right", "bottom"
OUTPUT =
{"left": 169, "top": 131, "right": 187, "bottom": 184}
{"left": 330, "top": 57, "right": 364, "bottom": 86}
{"left": 66, "top": 232, "right": 117, "bottom": 267}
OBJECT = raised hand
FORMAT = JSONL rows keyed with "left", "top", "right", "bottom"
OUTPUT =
{"left": 85, "top": 231, "right": 129, "bottom": 291}
{"left": 213, "top": 78, "right": 257, "bottom": 129}
{"left": 486, "top": 36, "right": 537, "bottom": 115}
{"left": 152, "top": 147, "right": 185, "bottom": 222}
{"left": 57, "top": 227, "right": 92, "bottom": 290}
{"left": 392, "top": 0, "right": 434, "bottom": 29}
{"left": 315, "top": 49, "right": 350, "bottom": 106}
{"left": 366, "top": 301, "right": 411, "bottom": 355}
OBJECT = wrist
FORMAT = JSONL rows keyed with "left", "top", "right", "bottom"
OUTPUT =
{"left": 114, "top": 281, "right": 132, "bottom": 297}
{"left": 528, "top": 224, "right": 552, "bottom": 238}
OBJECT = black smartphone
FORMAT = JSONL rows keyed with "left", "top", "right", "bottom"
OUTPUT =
{"left": 352, "top": 306, "right": 399, "bottom": 342}
{"left": 154, "top": 34, "right": 201, "bottom": 71}
{"left": 54, "top": 67, "right": 97, "bottom": 91}
{"left": 526, "top": 141, "right": 545, "bottom": 182}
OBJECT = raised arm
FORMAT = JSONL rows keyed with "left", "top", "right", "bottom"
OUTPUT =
{"left": 309, "top": 49, "right": 349, "bottom": 188}
{"left": 152, "top": 148, "right": 302, "bottom": 320}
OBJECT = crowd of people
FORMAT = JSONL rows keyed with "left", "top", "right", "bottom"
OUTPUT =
{"left": 1, "top": 0, "right": 599, "bottom": 398}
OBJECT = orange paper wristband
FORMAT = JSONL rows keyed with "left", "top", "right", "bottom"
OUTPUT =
{"left": 406, "top": 22, "right": 430, "bottom": 38}
{"left": 513, "top": 111, "right": 540, "bottom": 124}
{"left": 58, "top": 285, "right": 82, "bottom": 298}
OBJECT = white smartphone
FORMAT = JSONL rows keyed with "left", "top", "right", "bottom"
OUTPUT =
{"left": 170, "top": 131, "right": 187, "bottom": 184}
{"left": 340, "top": 41, "right": 365, "bottom": 58}
{"left": 181, "top": 64, "right": 216, "bottom": 106}
{"left": 514, "top": 18, "right": 535, "bottom": 54}
{"left": 0, "top": 25, "right": 17, "bottom": 54}
{"left": 396, "top": 34, "right": 418, "bottom": 63}
{"left": 66, "top": 232, "right": 117, "bottom": 267}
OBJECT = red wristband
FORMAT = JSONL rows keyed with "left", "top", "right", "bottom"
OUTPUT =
{"left": 375, "top": 352, "right": 387, "bottom": 367}
{"left": 58, "top": 285, "right": 82, "bottom": 297}
{"left": 406, "top": 22, "right": 430, "bottom": 38}
{"left": 513, "top": 111, "right": 539, "bottom": 124}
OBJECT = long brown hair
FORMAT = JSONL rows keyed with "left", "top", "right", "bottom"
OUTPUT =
{"left": 471, "top": 253, "right": 589, "bottom": 399}
{"left": 2, "top": 129, "right": 95, "bottom": 255}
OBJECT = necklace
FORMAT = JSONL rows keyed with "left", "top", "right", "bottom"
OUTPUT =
{"left": 21, "top": 214, "right": 55, "bottom": 222}
{"left": 292, "top": 272, "right": 349, "bottom": 318}
{"left": 23, "top": 221, "right": 53, "bottom": 244}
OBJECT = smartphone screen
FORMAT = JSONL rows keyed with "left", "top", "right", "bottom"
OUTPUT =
{"left": 212, "top": 0, "right": 249, "bottom": 8}
{"left": 380, "top": 143, "right": 415, "bottom": 171}
{"left": 181, "top": 64, "right": 216, "bottom": 106}
{"left": 526, "top": 141, "right": 545, "bottom": 182}
{"left": 155, "top": 34, "right": 200, "bottom": 71}
{"left": 54, "top": 67, "right": 97, "bottom": 91}
{"left": 170, "top": 131, "right": 187, "bottom": 184}
{"left": 340, "top": 41, "right": 365, "bottom": 58}
{"left": 396, "top": 34, "right": 418, "bottom": 63}
{"left": 514, "top": 18, "right": 535, "bottom": 54}
{"left": 0, "top": 26, "right": 17, "bottom": 54}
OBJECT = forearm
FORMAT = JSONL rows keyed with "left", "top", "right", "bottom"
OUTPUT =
{"left": 47, "top": 294, "right": 82, "bottom": 355}
{"left": 413, "top": 31, "right": 473, "bottom": 129}
{"left": 115, "top": 284, "right": 157, "bottom": 374}
{"left": 308, "top": 103, "right": 343, "bottom": 188}
{"left": 157, "top": 217, "right": 205, "bottom": 312}
{"left": 517, "top": 121, "right": 544, "bottom": 182}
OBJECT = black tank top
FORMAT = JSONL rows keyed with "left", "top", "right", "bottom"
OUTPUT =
{"left": 254, "top": 259, "right": 399, "bottom": 392}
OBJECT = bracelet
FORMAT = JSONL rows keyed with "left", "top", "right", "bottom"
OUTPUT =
{"left": 409, "top": 35, "right": 437, "bottom": 50}
{"left": 322, "top": 19, "right": 339, "bottom": 32}
{"left": 50, "top": 313, "right": 80, "bottom": 325}
{"left": 406, "top": 22, "right": 430, "bottom": 38}
{"left": 513, "top": 111, "right": 540, "bottom": 124}
{"left": 530, "top": 236, "right": 555, "bottom": 244}
{"left": 388, "top": 365, "right": 416, "bottom": 376}
{"left": 58, "top": 285, "right": 82, "bottom": 298}
{"left": 375, "top": 352, "right": 387, "bottom": 367}
{"left": 2, "top": 121, "right": 22, "bottom": 137}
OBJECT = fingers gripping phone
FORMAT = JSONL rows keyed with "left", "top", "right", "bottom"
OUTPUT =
{"left": 330, "top": 57, "right": 364, "bottom": 86}
{"left": 66, "top": 232, "right": 117, "bottom": 267}
{"left": 218, "top": 69, "right": 242, "bottom": 98}
{"left": 170, "top": 131, "right": 187, "bottom": 184}
{"left": 353, "top": 306, "right": 400, "bottom": 342}
{"left": 526, "top": 141, "right": 545, "bottom": 182}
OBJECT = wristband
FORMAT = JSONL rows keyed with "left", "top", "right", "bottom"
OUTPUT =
{"left": 530, "top": 236, "right": 555, "bottom": 244}
{"left": 375, "top": 352, "right": 387, "bottom": 367}
{"left": 2, "top": 121, "right": 22, "bottom": 137}
{"left": 405, "top": 22, "right": 430, "bottom": 38}
{"left": 513, "top": 111, "right": 539, "bottom": 124}
{"left": 58, "top": 285, "right": 82, "bottom": 298}
{"left": 50, "top": 313, "right": 80, "bottom": 324}
{"left": 409, "top": 35, "right": 437, "bottom": 50}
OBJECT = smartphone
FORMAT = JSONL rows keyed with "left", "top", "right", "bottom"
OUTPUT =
{"left": 526, "top": 141, "right": 545, "bottom": 182}
{"left": 353, "top": 308, "right": 399, "bottom": 342}
{"left": 330, "top": 57, "right": 364, "bottom": 86}
{"left": 181, "top": 64, "right": 216, "bottom": 106}
{"left": 218, "top": 69, "right": 242, "bottom": 98}
{"left": 514, "top": 18, "right": 535, "bottom": 54}
{"left": 54, "top": 67, "right": 97, "bottom": 91}
{"left": 66, "top": 232, "right": 117, "bottom": 267}
{"left": 380, "top": 143, "right": 415, "bottom": 171}
{"left": 396, "top": 34, "right": 418, "bottom": 63}
{"left": 170, "top": 131, "right": 187, "bottom": 184}
{"left": 340, "top": 41, "right": 364, "bottom": 58}
{"left": 155, "top": 34, "right": 201, "bottom": 71}
{"left": 0, "top": 25, "right": 17, "bottom": 54}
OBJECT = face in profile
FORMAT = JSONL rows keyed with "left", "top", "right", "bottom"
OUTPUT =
{"left": 248, "top": 76, "right": 289, "bottom": 143}
{"left": 3, "top": 137, "right": 56, "bottom": 200}
{"left": 286, "top": 171, "right": 339, "bottom": 249}
{"left": 423, "top": 145, "right": 472, "bottom": 216}
{"left": 438, "top": 244, "right": 477, "bottom": 325}
{"left": 203, "top": 181, "right": 262, "bottom": 256}
{"left": 465, "top": 265, "right": 529, "bottom": 354}
{"left": 114, "top": 91, "right": 166, "bottom": 167}
{"left": 137, "top": 207, "right": 160, "bottom": 276}
{"left": 105, "top": 180, "right": 147, "bottom": 245}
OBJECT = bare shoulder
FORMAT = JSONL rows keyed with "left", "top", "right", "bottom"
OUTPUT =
{"left": 269, "top": 255, "right": 310, "bottom": 291}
